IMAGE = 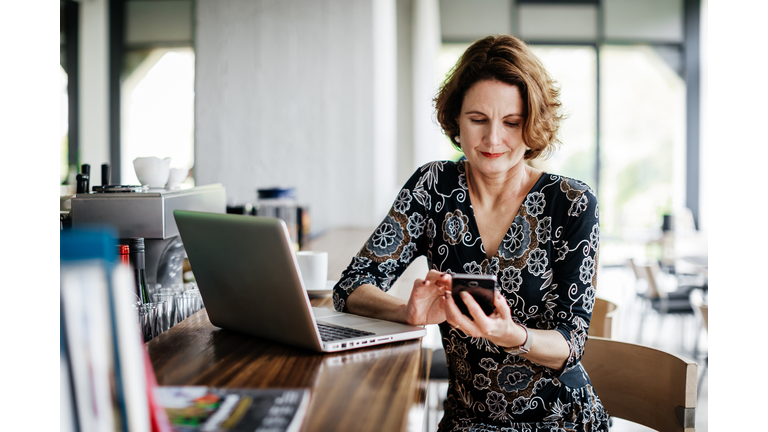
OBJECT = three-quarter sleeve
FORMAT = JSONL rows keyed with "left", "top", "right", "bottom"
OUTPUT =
{"left": 332, "top": 169, "right": 430, "bottom": 312}
{"left": 549, "top": 182, "right": 600, "bottom": 372}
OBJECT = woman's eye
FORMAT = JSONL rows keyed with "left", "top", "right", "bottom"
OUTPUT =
{"left": 506, "top": 122, "right": 519, "bottom": 127}
{"left": 470, "top": 118, "right": 485, "bottom": 124}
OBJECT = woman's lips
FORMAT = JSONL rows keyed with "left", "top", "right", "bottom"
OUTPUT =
{"left": 481, "top": 152, "right": 504, "bottom": 159}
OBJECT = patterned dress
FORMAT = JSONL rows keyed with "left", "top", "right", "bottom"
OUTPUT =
{"left": 333, "top": 160, "right": 610, "bottom": 432}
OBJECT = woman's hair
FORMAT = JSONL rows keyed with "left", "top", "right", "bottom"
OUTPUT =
{"left": 434, "top": 35, "right": 563, "bottom": 160}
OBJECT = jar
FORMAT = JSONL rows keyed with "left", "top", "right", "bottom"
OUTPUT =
{"left": 256, "top": 188, "right": 298, "bottom": 251}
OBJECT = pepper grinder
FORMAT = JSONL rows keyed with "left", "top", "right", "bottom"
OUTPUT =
{"left": 101, "top": 163, "right": 111, "bottom": 186}
{"left": 75, "top": 164, "right": 90, "bottom": 194}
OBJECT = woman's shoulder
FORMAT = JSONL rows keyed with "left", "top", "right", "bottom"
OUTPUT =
{"left": 532, "top": 172, "right": 598, "bottom": 220}
{"left": 535, "top": 172, "right": 597, "bottom": 199}
{"left": 407, "top": 159, "right": 465, "bottom": 188}
{"left": 414, "top": 159, "right": 463, "bottom": 175}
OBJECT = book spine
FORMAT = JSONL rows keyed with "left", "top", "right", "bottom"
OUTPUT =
{"left": 60, "top": 303, "right": 79, "bottom": 432}
{"left": 111, "top": 264, "right": 151, "bottom": 432}
{"left": 60, "top": 261, "right": 119, "bottom": 432}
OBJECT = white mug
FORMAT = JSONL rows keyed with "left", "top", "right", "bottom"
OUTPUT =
{"left": 296, "top": 251, "right": 328, "bottom": 291}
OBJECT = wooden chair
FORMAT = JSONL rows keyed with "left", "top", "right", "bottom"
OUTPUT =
{"left": 428, "top": 298, "right": 617, "bottom": 430}
{"left": 688, "top": 288, "right": 708, "bottom": 397}
{"left": 642, "top": 261, "right": 696, "bottom": 311}
{"left": 631, "top": 260, "right": 697, "bottom": 352}
{"left": 582, "top": 336, "right": 697, "bottom": 432}
{"left": 589, "top": 297, "right": 618, "bottom": 338}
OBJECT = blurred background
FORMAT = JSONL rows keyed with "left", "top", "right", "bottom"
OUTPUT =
{"left": 55, "top": 0, "right": 711, "bottom": 430}
{"left": 59, "top": 0, "right": 708, "bottom": 262}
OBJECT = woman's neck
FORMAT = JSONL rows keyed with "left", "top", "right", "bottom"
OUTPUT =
{"left": 465, "top": 161, "right": 539, "bottom": 207}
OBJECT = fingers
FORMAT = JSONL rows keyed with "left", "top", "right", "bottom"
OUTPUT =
{"left": 444, "top": 291, "right": 481, "bottom": 335}
{"left": 443, "top": 291, "right": 465, "bottom": 326}
{"left": 459, "top": 291, "right": 495, "bottom": 336}
{"left": 493, "top": 290, "right": 512, "bottom": 319}
{"left": 425, "top": 270, "right": 452, "bottom": 288}
{"left": 446, "top": 291, "right": 513, "bottom": 338}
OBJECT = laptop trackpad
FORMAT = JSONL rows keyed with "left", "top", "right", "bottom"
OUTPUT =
{"left": 320, "top": 314, "right": 376, "bottom": 327}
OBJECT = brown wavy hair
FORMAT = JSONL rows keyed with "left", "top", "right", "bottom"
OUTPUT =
{"left": 434, "top": 35, "right": 563, "bottom": 160}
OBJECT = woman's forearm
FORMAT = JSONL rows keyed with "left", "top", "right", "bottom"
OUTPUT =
{"left": 344, "top": 284, "right": 408, "bottom": 323}
{"left": 518, "top": 328, "right": 570, "bottom": 371}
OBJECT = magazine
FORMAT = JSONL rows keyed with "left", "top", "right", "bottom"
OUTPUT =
{"left": 154, "top": 387, "right": 310, "bottom": 432}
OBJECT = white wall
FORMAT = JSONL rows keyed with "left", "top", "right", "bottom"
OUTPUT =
{"left": 412, "top": 0, "right": 443, "bottom": 168}
{"left": 519, "top": 4, "right": 597, "bottom": 41}
{"left": 194, "top": 0, "right": 398, "bottom": 233}
{"left": 604, "top": 0, "right": 683, "bottom": 42}
{"left": 439, "top": 0, "right": 512, "bottom": 41}
{"left": 396, "top": 0, "right": 415, "bottom": 186}
{"left": 79, "top": 0, "right": 110, "bottom": 184}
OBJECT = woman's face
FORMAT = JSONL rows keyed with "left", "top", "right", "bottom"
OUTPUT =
{"left": 457, "top": 80, "right": 527, "bottom": 178}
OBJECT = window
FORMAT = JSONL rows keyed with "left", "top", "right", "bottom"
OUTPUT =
{"left": 599, "top": 45, "right": 686, "bottom": 236}
{"left": 60, "top": 65, "right": 70, "bottom": 184}
{"left": 437, "top": 43, "right": 470, "bottom": 162}
{"left": 529, "top": 45, "right": 598, "bottom": 189}
{"left": 121, "top": 48, "right": 195, "bottom": 185}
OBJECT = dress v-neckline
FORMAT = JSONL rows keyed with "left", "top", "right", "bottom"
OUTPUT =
{"left": 462, "top": 162, "right": 547, "bottom": 260}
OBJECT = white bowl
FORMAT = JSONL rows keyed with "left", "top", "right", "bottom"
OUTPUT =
{"left": 133, "top": 157, "right": 171, "bottom": 188}
{"left": 166, "top": 168, "right": 188, "bottom": 189}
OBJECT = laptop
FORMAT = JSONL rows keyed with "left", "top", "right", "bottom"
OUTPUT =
{"left": 173, "top": 210, "right": 426, "bottom": 352}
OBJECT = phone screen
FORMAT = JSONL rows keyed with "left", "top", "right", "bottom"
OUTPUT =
{"left": 451, "top": 274, "right": 497, "bottom": 318}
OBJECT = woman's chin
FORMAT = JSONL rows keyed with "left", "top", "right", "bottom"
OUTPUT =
{"left": 470, "top": 159, "right": 521, "bottom": 176}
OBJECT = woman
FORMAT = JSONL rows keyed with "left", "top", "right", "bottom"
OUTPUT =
{"left": 333, "top": 35, "right": 609, "bottom": 432}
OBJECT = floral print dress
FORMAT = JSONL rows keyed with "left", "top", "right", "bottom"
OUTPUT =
{"left": 333, "top": 160, "right": 610, "bottom": 432}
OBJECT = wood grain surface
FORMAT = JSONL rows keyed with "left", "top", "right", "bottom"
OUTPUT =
{"left": 147, "top": 228, "right": 433, "bottom": 432}
{"left": 147, "top": 306, "right": 428, "bottom": 432}
{"left": 581, "top": 336, "right": 697, "bottom": 432}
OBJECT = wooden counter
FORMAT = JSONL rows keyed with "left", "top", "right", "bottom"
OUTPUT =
{"left": 147, "top": 228, "right": 431, "bottom": 432}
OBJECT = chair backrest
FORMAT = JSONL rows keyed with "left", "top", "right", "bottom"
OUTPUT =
{"left": 582, "top": 336, "right": 697, "bottom": 432}
{"left": 627, "top": 258, "right": 645, "bottom": 281}
{"left": 628, "top": 258, "right": 652, "bottom": 296}
{"left": 675, "top": 207, "right": 697, "bottom": 233}
{"left": 689, "top": 288, "right": 708, "bottom": 331}
{"left": 640, "top": 261, "right": 668, "bottom": 300}
{"left": 589, "top": 297, "right": 618, "bottom": 338}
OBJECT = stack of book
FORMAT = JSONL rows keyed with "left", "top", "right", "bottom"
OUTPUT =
{"left": 60, "top": 228, "right": 310, "bottom": 432}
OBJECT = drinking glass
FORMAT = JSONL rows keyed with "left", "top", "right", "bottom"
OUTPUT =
{"left": 135, "top": 303, "right": 153, "bottom": 341}
{"left": 153, "top": 293, "right": 177, "bottom": 330}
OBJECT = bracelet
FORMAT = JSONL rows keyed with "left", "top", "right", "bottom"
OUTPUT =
{"left": 503, "top": 324, "right": 532, "bottom": 355}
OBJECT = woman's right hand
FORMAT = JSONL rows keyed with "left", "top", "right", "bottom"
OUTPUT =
{"left": 403, "top": 270, "right": 452, "bottom": 326}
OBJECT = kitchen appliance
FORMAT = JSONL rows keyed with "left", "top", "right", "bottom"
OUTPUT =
{"left": 70, "top": 182, "right": 226, "bottom": 292}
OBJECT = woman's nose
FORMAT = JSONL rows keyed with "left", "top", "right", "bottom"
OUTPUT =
{"left": 485, "top": 122, "right": 503, "bottom": 146}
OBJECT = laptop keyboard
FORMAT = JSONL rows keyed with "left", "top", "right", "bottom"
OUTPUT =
{"left": 317, "top": 322, "right": 375, "bottom": 342}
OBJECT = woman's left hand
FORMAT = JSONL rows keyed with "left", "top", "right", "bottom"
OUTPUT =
{"left": 444, "top": 289, "right": 527, "bottom": 349}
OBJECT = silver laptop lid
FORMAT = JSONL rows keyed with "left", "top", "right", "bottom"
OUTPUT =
{"left": 173, "top": 210, "right": 323, "bottom": 351}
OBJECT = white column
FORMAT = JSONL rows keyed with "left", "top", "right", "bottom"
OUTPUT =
{"left": 372, "top": 0, "right": 399, "bottom": 217}
{"left": 412, "top": 0, "right": 443, "bottom": 168}
{"left": 79, "top": 0, "right": 110, "bottom": 182}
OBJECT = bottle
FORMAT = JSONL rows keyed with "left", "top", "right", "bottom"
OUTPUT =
{"left": 81, "top": 164, "right": 91, "bottom": 193}
{"left": 117, "top": 244, "right": 138, "bottom": 302}
{"left": 129, "top": 238, "right": 151, "bottom": 304}
{"left": 257, "top": 188, "right": 298, "bottom": 251}
{"left": 117, "top": 244, "right": 130, "bottom": 266}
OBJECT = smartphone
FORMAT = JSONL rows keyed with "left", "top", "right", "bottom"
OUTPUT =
{"left": 451, "top": 274, "right": 497, "bottom": 318}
